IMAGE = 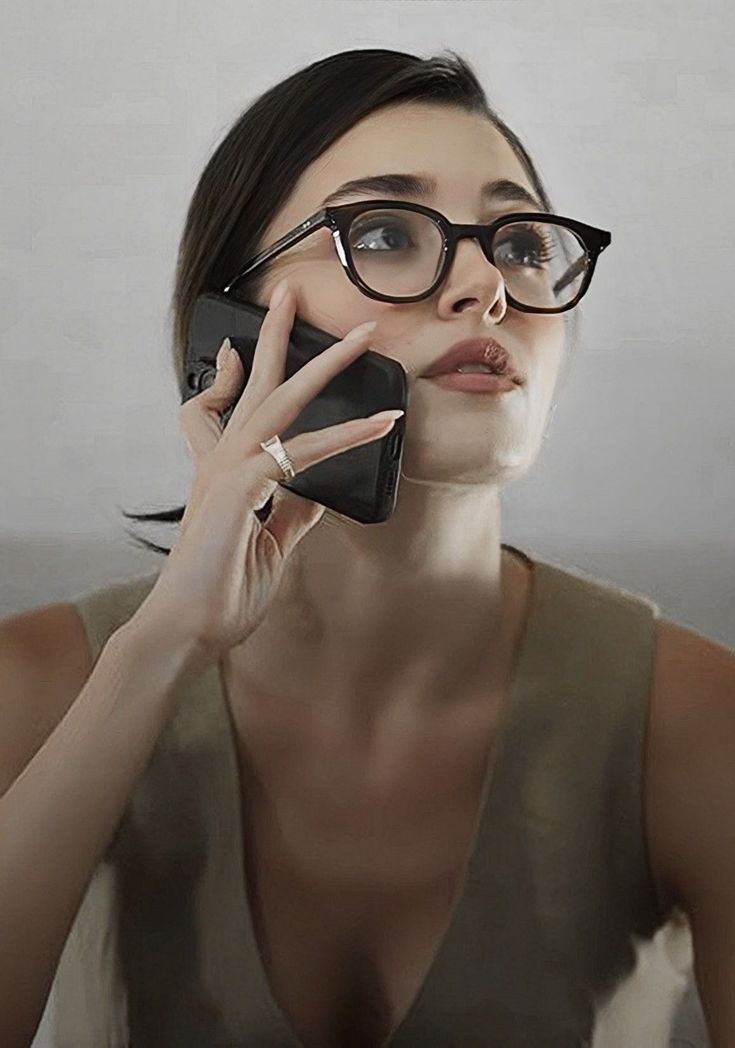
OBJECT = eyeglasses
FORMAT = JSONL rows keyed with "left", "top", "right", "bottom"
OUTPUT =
{"left": 222, "top": 199, "right": 611, "bottom": 314}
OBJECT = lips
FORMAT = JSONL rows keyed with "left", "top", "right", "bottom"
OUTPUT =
{"left": 422, "top": 338, "right": 522, "bottom": 383}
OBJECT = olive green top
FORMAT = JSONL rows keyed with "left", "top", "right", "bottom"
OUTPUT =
{"left": 53, "top": 545, "right": 685, "bottom": 1047}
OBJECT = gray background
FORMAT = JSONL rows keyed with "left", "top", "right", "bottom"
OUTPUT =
{"left": 2, "top": 1, "right": 730, "bottom": 1044}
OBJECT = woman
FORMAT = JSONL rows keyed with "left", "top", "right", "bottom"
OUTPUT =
{"left": 1, "top": 48, "right": 732, "bottom": 1048}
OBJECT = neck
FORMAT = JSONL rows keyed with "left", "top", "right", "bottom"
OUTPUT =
{"left": 225, "top": 478, "right": 530, "bottom": 724}
{"left": 292, "top": 477, "right": 504, "bottom": 632}
{"left": 223, "top": 479, "right": 532, "bottom": 733}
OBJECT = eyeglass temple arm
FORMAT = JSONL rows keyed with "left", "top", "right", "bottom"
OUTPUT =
{"left": 223, "top": 210, "right": 330, "bottom": 295}
{"left": 552, "top": 237, "right": 609, "bottom": 295}
{"left": 553, "top": 255, "right": 588, "bottom": 296}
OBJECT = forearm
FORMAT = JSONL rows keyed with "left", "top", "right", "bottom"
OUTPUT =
{"left": 0, "top": 616, "right": 202, "bottom": 1047}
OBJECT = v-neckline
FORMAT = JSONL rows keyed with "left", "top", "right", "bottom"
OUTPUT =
{"left": 216, "top": 544, "right": 542, "bottom": 1047}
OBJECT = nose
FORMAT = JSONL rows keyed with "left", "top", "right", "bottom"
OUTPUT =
{"left": 437, "top": 235, "right": 507, "bottom": 319}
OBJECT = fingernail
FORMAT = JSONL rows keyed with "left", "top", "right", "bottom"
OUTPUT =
{"left": 344, "top": 320, "right": 377, "bottom": 341}
{"left": 270, "top": 278, "right": 288, "bottom": 310}
{"left": 369, "top": 408, "right": 404, "bottom": 422}
{"left": 215, "top": 337, "right": 231, "bottom": 370}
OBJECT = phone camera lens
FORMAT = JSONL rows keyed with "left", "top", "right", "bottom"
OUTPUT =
{"left": 198, "top": 367, "right": 216, "bottom": 392}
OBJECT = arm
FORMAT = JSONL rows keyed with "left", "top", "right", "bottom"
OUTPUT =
{"left": 645, "top": 616, "right": 735, "bottom": 1047}
{"left": 0, "top": 609, "right": 204, "bottom": 1048}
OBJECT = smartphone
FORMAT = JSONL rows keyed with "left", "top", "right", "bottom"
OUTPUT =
{"left": 181, "top": 292, "right": 408, "bottom": 524}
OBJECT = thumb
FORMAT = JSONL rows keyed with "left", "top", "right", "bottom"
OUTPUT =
{"left": 179, "top": 339, "right": 244, "bottom": 457}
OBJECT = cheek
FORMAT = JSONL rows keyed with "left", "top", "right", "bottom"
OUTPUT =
{"left": 521, "top": 310, "right": 565, "bottom": 343}
{"left": 525, "top": 315, "right": 566, "bottom": 380}
{"left": 295, "top": 268, "right": 393, "bottom": 338}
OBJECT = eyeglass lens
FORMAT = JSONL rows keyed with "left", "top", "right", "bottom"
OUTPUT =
{"left": 346, "top": 208, "right": 589, "bottom": 307}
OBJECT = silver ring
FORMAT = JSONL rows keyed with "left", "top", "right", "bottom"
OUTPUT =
{"left": 259, "top": 434, "right": 296, "bottom": 480}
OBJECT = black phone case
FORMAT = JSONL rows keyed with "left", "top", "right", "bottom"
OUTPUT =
{"left": 181, "top": 292, "right": 408, "bottom": 524}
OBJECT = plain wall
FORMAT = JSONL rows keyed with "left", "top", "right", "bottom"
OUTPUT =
{"left": 2, "top": 1, "right": 731, "bottom": 1045}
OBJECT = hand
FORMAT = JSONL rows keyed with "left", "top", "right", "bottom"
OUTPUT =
{"left": 133, "top": 281, "right": 402, "bottom": 668}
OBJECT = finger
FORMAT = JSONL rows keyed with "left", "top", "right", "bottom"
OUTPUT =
{"left": 236, "top": 319, "right": 378, "bottom": 453}
{"left": 260, "top": 415, "right": 396, "bottom": 549}
{"left": 248, "top": 408, "right": 396, "bottom": 503}
{"left": 178, "top": 338, "right": 244, "bottom": 458}
{"left": 246, "top": 282, "right": 298, "bottom": 389}
{"left": 225, "top": 282, "right": 300, "bottom": 429}
{"left": 227, "top": 282, "right": 378, "bottom": 439}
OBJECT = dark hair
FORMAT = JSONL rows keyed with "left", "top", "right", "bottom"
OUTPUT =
{"left": 121, "top": 47, "right": 577, "bottom": 555}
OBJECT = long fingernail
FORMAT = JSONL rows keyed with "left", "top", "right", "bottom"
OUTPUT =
{"left": 215, "top": 337, "right": 231, "bottom": 370}
{"left": 369, "top": 408, "right": 404, "bottom": 422}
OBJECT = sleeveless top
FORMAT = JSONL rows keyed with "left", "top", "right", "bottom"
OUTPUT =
{"left": 52, "top": 544, "right": 694, "bottom": 1048}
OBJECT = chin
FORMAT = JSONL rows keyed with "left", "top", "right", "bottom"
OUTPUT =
{"left": 400, "top": 442, "right": 534, "bottom": 486}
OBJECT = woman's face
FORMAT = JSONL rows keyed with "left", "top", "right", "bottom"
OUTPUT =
{"left": 253, "top": 102, "right": 567, "bottom": 487}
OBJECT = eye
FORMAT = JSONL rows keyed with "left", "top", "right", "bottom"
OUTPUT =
{"left": 354, "top": 224, "right": 410, "bottom": 252}
{"left": 349, "top": 214, "right": 417, "bottom": 253}
{"left": 493, "top": 226, "right": 556, "bottom": 269}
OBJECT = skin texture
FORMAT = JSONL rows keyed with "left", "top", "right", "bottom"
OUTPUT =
{"left": 224, "top": 101, "right": 566, "bottom": 731}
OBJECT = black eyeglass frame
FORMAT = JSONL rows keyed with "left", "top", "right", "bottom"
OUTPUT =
{"left": 222, "top": 199, "right": 612, "bottom": 314}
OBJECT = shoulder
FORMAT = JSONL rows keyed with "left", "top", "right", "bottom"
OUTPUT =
{"left": 646, "top": 616, "right": 735, "bottom": 1048}
{"left": 0, "top": 599, "right": 94, "bottom": 691}
{"left": 645, "top": 614, "right": 735, "bottom": 915}
{"left": 0, "top": 602, "right": 94, "bottom": 796}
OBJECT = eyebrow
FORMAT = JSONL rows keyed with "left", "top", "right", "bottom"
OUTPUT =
{"left": 320, "top": 172, "right": 544, "bottom": 211}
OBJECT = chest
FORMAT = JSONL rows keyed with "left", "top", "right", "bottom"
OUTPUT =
{"left": 234, "top": 711, "right": 498, "bottom": 1048}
